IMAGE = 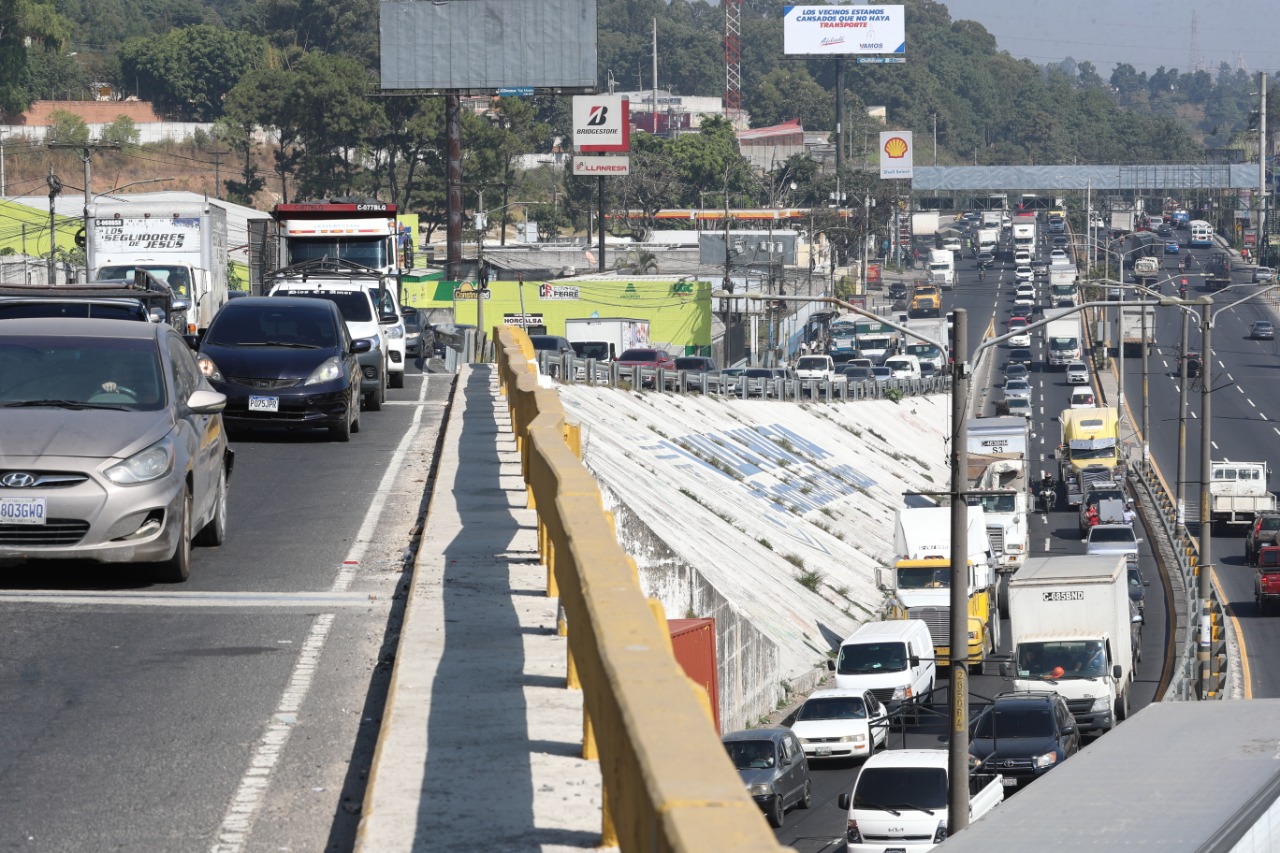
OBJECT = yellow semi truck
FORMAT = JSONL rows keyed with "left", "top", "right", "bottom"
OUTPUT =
{"left": 1057, "top": 406, "right": 1121, "bottom": 507}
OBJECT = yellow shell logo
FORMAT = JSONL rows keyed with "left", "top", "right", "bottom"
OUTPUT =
{"left": 883, "top": 136, "right": 909, "bottom": 159}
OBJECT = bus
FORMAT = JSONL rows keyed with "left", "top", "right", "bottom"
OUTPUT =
{"left": 1189, "top": 220, "right": 1214, "bottom": 247}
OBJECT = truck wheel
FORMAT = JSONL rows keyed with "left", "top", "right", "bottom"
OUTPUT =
{"left": 1116, "top": 689, "right": 1130, "bottom": 722}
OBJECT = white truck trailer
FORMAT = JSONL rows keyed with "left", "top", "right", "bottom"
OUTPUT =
{"left": 1114, "top": 304, "right": 1155, "bottom": 356}
{"left": 911, "top": 211, "right": 941, "bottom": 240}
{"left": 1004, "top": 555, "right": 1134, "bottom": 733}
{"left": 837, "top": 749, "right": 1003, "bottom": 852}
{"left": 87, "top": 200, "right": 229, "bottom": 333}
{"left": 903, "top": 317, "right": 949, "bottom": 372}
{"left": 1011, "top": 214, "right": 1036, "bottom": 251}
{"left": 1044, "top": 310, "right": 1083, "bottom": 367}
{"left": 975, "top": 226, "right": 1000, "bottom": 255}
{"left": 1209, "top": 461, "right": 1277, "bottom": 532}
{"left": 563, "top": 317, "right": 651, "bottom": 361}
{"left": 966, "top": 417, "right": 1030, "bottom": 577}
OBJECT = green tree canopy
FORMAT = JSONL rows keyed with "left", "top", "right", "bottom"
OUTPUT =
{"left": 118, "top": 24, "right": 265, "bottom": 121}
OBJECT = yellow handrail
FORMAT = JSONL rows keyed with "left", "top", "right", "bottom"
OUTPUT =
{"left": 494, "top": 324, "right": 787, "bottom": 852}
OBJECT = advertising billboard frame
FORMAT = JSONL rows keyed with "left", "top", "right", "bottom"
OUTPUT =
{"left": 782, "top": 5, "right": 906, "bottom": 57}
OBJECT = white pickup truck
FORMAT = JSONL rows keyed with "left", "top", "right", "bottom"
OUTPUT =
{"left": 1210, "top": 461, "right": 1277, "bottom": 532}
{"left": 837, "top": 749, "right": 1003, "bottom": 851}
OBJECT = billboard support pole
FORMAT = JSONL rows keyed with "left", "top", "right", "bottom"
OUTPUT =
{"left": 834, "top": 55, "right": 844, "bottom": 177}
{"left": 446, "top": 91, "right": 463, "bottom": 282}
{"left": 598, "top": 175, "right": 606, "bottom": 272}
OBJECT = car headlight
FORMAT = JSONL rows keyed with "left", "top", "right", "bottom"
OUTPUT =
{"left": 105, "top": 436, "right": 175, "bottom": 485}
{"left": 196, "top": 355, "right": 223, "bottom": 382}
{"left": 1007, "top": 543, "right": 1026, "bottom": 553}
{"left": 386, "top": 325, "right": 404, "bottom": 339}
{"left": 747, "top": 784, "right": 772, "bottom": 797}
{"left": 1090, "top": 696, "right": 1110, "bottom": 712}
{"left": 1033, "top": 752, "right": 1059, "bottom": 769}
{"left": 839, "top": 734, "right": 867, "bottom": 743}
{"left": 891, "top": 685, "right": 913, "bottom": 701}
{"left": 305, "top": 356, "right": 344, "bottom": 386}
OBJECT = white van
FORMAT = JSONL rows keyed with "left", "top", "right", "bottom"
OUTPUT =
{"left": 882, "top": 354, "right": 921, "bottom": 380}
{"left": 1069, "top": 386, "right": 1097, "bottom": 409}
{"left": 829, "top": 620, "right": 936, "bottom": 713}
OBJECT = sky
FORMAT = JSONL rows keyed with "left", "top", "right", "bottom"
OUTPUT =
{"left": 939, "top": 1, "right": 1277, "bottom": 76}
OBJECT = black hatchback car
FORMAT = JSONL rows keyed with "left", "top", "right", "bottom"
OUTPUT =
{"left": 969, "top": 690, "right": 1080, "bottom": 790}
{"left": 196, "top": 296, "right": 371, "bottom": 441}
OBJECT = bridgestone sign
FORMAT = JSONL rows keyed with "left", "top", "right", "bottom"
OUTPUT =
{"left": 572, "top": 95, "right": 630, "bottom": 152}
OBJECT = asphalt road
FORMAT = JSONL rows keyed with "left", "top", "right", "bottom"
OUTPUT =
{"left": 0, "top": 363, "right": 449, "bottom": 852}
{"left": 777, "top": 236, "right": 1171, "bottom": 851}
{"left": 1111, "top": 242, "right": 1280, "bottom": 699}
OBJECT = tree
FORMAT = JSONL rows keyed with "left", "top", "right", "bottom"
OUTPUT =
{"left": 47, "top": 109, "right": 89, "bottom": 144}
{"left": 0, "top": 0, "right": 74, "bottom": 113}
{"left": 118, "top": 25, "right": 266, "bottom": 121}
{"left": 100, "top": 115, "right": 140, "bottom": 146}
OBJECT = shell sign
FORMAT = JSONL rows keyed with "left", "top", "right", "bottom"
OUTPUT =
{"left": 879, "top": 130, "right": 914, "bottom": 179}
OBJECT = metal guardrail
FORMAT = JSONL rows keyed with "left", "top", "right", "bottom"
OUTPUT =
{"left": 1129, "top": 458, "right": 1229, "bottom": 700}
{"left": 534, "top": 352, "right": 951, "bottom": 401}
{"left": 494, "top": 326, "right": 786, "bottom": 852}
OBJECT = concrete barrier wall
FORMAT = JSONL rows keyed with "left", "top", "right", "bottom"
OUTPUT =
{"left": 558, "top": 383, "right": 952, "bottom": 731}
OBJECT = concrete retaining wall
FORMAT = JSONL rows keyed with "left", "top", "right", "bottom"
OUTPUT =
{"left": 557, "top": 387, "right": 951, "bottom": 731}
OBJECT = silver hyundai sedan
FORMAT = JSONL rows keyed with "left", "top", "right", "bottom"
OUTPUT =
{"left": 0, "top": 318, "right": 232, "bottom": 582}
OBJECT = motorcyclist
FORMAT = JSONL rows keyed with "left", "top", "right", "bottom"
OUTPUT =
{"left": 978, "top": 265, "right": 986, "bottom": 281}
{"left": 1037, "top": 473, "right": 1057, "bottom": 512}
{"left": 1179, "top": 278, "right": 1189, "bottom": 299}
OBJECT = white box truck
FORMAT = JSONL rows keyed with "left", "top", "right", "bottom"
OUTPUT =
{"left": 903, "top": 317, "right": 949, "bottom": 372}
{"left": 1114, "top": 304, "right": 1155, "bottom": 356}
{"left": 976, "top": 226, "right": 1000, "bottom": 255}
{"left": 563, "top": 317, "right": 651, "bottom": 361}
{"left": 927, "top": 249, "right": 954, "bottom": 290}
{"left": 1011, "top": 214, "right": 1036, "bottom": 251}
{"left": 911, "top": 211, "right": 941, "bottom": 239}
{"left": 966, "top": 417, "right": 1030, "bottom": 576}
{"left": 1044, "top": 309, "right": 1083, "bottom": 367}
{"left": 87, "top": 200, "right": 229, "bottom": 333}
{"left": 1004, "top": 555, "right": 1135, "bottom": 733}
{"left": 837, "top": 749, "right": 1003, "bottom": 851}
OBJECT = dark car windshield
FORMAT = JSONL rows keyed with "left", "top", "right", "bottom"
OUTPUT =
{"left": 796, "top": 696, "right": 867, "bottom": 721}
{"left": 854, "top": 767, "right": 946, "bottom": 811}
{"left": 207, "top": 306, "right": 338, "bottom": 348}
{"left": 0, "top": 335, "right": 166, "bottom": 411}
{"left": 572, "top": 341, "right": 610, "bottom": 360}
{"left": 617, "top": 349, "right": 661, "bottom": 361}
{"left": 973, "top": 708, "right": 1055, "bottom": 739}
{"left": 723, "top": 739, "right": 777, "bottom": 771}
{"left": 273, "top": 290, "right": 373, "bottom": 323}
{"left": 285, "top": 237, "right": 389, "bottom": 270}
{"left": 837, "top": 642, "right": 908, "bottom": 675}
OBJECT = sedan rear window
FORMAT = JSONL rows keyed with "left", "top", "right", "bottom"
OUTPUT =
{"left": 273, "top": 290, "right": 373, "bottom": 323}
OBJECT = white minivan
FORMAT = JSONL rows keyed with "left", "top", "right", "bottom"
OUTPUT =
{"left": 829, "top": 620, "right": 937, "bottom": 713}
{"left": 882, "top": 354, "right": 921, "bottom": 381}
{"left": 794, "top": 354, "right": 835, "bottom": 381}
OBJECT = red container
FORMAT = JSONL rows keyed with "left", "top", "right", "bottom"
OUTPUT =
{"left": 668, "top": 618, "right": 720, "bottom": 733}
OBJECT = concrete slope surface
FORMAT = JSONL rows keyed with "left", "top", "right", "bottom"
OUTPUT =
{"left": 557, "top": 387, "right": 950, "bottom": 731}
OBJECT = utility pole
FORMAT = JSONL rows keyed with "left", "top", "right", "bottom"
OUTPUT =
{"left": 48, "top": 141, "right": 120, "bottom": 269}
{"left": 210, "top": 149, "right": 229, "bottom": 200}
{"left": 1175, "top": 310, "right": 1190, "bottom": 537}
{"left": 46, "top": 168, "right": 61, "bottom": 284}
{"left": 1198, "top": 302, "right": 1213, "bottom": 697}
{"left": 834, "top": 56, "right": 845, "bottom": 177}
{"left": 0, "top": 130, "right": 7, "bottom": 197}
{"left": 1259, "top": 72, "right": 1267, "bottom": 262}
{"left": 947, "top": 308, "right": 971, "bottom": 833}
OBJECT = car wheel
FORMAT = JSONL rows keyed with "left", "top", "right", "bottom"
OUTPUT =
{"left": 365, "top": 377, "right": 384, "bottom": 412}
{"left": 766, "top": 795, "right": 785, "bottom": 829}
{"left": 152, "top": 489, "right": 192, "bottom": 583}
{"left": 193, "top": 466, "right": 228, "bottom": 547}
{"left": 330, "top": 402, "right": 353, "bottom": 442}
{"left": 798, "top": 780, "right": 813, "bottom": 810}
{"left": 390, "top": 369, "right": 404, "bottom": 389}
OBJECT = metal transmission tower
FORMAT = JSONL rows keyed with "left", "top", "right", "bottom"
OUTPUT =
{"left": 724, "top": 0, "right": 742, "bottom": 118}
{"left": 1188, "top": 11, "right": 1203, "bottom": 73}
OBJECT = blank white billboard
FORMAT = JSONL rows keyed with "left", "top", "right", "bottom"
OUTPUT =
{"left": 783, "top": 5, "right": 905, "bottom": 56}
{"left": 380, "top": 0, "right": 597, "bottom": 91}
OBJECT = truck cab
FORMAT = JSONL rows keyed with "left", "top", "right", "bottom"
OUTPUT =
{"left": 1058, "top": 407, "right": 1121, "bottom": 506}
{"left": 837, "top": 749, "right": 1003, "bottom": 851}
{"left": 1210, "top": 461, "right": 1276, "bottom": 532}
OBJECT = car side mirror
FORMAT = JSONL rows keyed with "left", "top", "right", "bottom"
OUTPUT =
{"left": 838, "top": 793, "right": 851, "bottom": 811}
{"left": 909, "top": 655, "right": 920, "bottom": 667}
{"left": 183, "top": 333, "right": 201, "bottom": 351}
{"left": 1061, "top": 724, "right": 1075, "bottom": 735}
{"left": 999, "top": 662, "right": 1012, "bottom": 679}
{"left": 1112, "top": 664, "right": 1122, "bottom": 679}
{"left": 380, "top": 313, "right": 400, "bottom": 324}
{"left": 1144, "top": 580, "right": 1151, "bottom": 587}
{"left": 351, "top": 338, "right": 374, "bottom": 354}
{"left": 826, "top": 659, "right": 835, "bottom": 672}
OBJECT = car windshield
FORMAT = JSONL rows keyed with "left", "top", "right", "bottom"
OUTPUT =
{"left": 797, "top": 696, "right": 868, "bottom": 721}
{"left": 285, "top": 237, "right": 389, "bottom": 270}
{"left": 572, "top": 342, "right": 610, "bottom": 360}
{"left": 973, "top": 708, "right": 1055, "bottom": 739}
{"left": 837, "top": 642, "right": 909, "bottom": 675}
{"left": 897, "top": 565, "right": 950, "bottom": 589}
{"left": 273, "top": 290, "right": 373, "bottom": 322}
{"left": 618, "top": 349, "right": 660, "bottom": 361}
{"left": 1090, "top": 527, "right": 1137, "bottom": 544}
{"left": 796, "top": 357, "right": 829, "bottom": 370}
{"left": 99, "top": 264, "right": 190, "bottom": 298}
{"left": 1128, "top": 568, "right": 1143, "bottom": 586}
{"left": 674, "top": 357, "right": 711, "bottom": 370}
{"left": 854, "top": 767, "right": 947, "bottom": 811}
{"left": 723, "top": 740, "right": 776, "bottom": 771}
{"left": 0, "top": 335, "right": 166, "bottom": 411}
{"left": 529, "top": 336, "right": 567, "bottom": 351}
{"left": 1016, "top": 640, "right": 1107, "bottom": 679}
{"left": 1006, "top": 380, "right": 1029, "bottom": 391}
{"left": 207, "top": 306, "right": 337, "bottom": 348}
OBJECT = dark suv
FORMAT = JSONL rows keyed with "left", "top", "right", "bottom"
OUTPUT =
{"left": 1246, "top": 512, "right": 1280, "bottom": 566}
{"left": 969, "top": 691, "right": 1080, "bottom": 790}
